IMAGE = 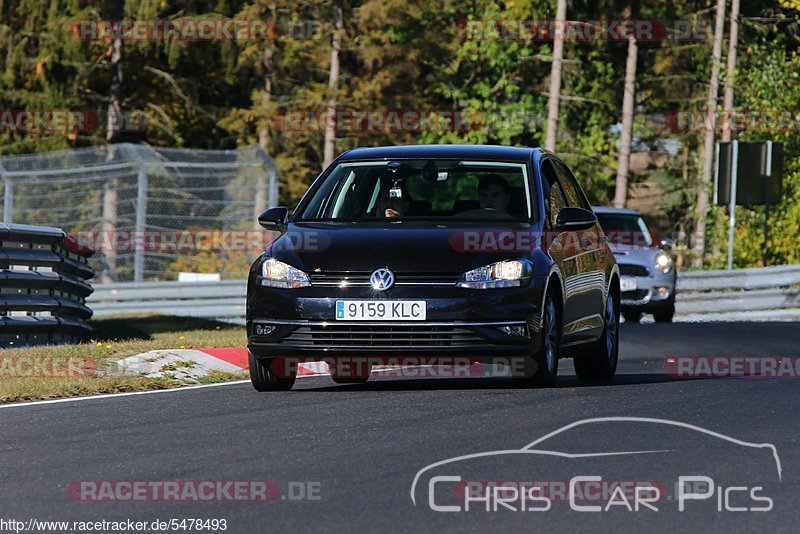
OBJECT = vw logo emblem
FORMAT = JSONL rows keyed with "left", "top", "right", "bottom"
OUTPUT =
{"left": 370, "top": 268, "right": 395, "bottom": 291}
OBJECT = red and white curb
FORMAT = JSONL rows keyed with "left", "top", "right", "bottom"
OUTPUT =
{"left": 116, "top": 348, "right": 328, "bottom": 381}
{"left": 117, "top": 348, "right": 508, "bottom": 382}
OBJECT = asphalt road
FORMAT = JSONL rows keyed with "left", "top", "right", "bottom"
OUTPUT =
{"left": 1, "top": 322, "right": 798, "bottom": 533}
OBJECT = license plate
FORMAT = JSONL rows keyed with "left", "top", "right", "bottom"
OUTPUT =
{"left": 336, "top": 300, "right": 426, "bottom": 321}
{"left": 620, "top": 277, "right": 637, "bottom": 292}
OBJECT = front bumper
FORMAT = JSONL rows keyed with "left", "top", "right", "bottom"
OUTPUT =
{"left": 247, "top": 279, "right": 544, "bottom": 361}
{"left": 619, "top": 269, "right": 677, "bottom": 311}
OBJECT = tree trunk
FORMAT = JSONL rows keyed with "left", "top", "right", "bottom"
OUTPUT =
{"left": 255, "top": 46, "right": 274, "bottom": 224}
{"left": 721, "top": 0, "right": 740, "bottom": 143}
{"left": 101, "top": 0, "right": 125, "bottom": 283}
{"left": 612, "top": 35, "right": 638, "bottom": 208}
{"left": 544, "top": 0, "right": 567, "bottom": 152}
{"left": 692, "top": 0, "right": 727, "bottom": 268}
{"left": 322, "top": 0, "right": 343, "bottom": 169}
{"left": 105, "top": 11, "right": 124, "bottom": 144}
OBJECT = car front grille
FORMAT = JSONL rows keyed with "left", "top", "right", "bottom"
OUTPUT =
{"left": 621, "top": 289, "right": 649, "bottom": 301}
{"left": 280, "top": 324, "right": 485, "bottom": 348}
{"left": 309, "top": 271, "right": 459, "bottom": 287}
{"left": 619, "top": 264, "right": 650, "bottom": 277}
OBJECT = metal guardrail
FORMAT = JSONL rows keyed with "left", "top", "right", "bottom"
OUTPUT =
{"left": 85, "top": 264, "right": 800, "bottom": 324}
{"left": 1, "top": 144, "right": 279, "bottom": 283}
{"left": 87, "top": 280, "right": 246, "bottom": 322}
{"left": 676, "top": 264, "right": 800, "bottom": 316}
{"left": 1, "top": 224, "right": 95, "bottom": 347}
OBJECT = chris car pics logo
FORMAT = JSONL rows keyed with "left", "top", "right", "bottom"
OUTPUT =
{"left": 410, "top": 417, "right": 781, "bottom": 513}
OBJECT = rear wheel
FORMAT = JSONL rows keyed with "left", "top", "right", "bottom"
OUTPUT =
{"left": 574, "top": 287, "right": 619, "bottom": 381}
{"left": 513, "top": 289, "right": 559, "bottom": 388}
{"left": 249, "top": 351, "right": 296, "bottom": 391}
{"left": 622, "top": 310, "right": 642, "bottom": 323}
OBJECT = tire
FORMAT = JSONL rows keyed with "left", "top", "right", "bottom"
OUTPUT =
{"left": 249, "top": 351, "right": 296, "bottom": 391}
{"left": 574, "top": 286, "right": 619, "bottom": 382}
{"left": 622, "top": 310, "right": 642, "bottom": 323}
{"left": 513, "top": 289, "right": 559, "bottom": 388}
{"left": 653, "top": 301, "right": 675, "bottom": 323}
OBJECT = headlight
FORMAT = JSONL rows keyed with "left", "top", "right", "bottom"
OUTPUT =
{"left": 458, "top": 259, "right": 533, "bottom": 289}
{"left": 655, "top": 253, "right": 673, "bottom": 274}
{"left": 260, "top": 258, "right": 311, "bottom": 288}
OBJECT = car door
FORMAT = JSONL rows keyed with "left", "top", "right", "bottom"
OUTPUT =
{"left": 540, "top": 159, "right": 583, "bottom": 346}
{"left": 552, "top": 160, "right": 605, "bottom": 342}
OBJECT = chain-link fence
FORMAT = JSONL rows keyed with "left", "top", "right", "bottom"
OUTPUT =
{"left": 0, "top": 143, "right": 278, "bottom": 282}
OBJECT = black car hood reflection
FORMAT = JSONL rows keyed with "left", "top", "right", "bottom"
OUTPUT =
{"left": 267, "top": 221, "right": 538, "bottom": 274}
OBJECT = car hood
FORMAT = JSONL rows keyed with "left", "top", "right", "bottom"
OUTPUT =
{"left": 609, "top": 243, "right": 662, "bottom": 266}
{"left": 267, "top": 221, "right": 537, "bottom": 274}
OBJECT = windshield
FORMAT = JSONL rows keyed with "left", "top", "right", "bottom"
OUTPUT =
{"left": 298, "top": 160, "right": 531, "bottom": 222}
{"left": 595, "top": 213, "right": 653, "bottom": 247}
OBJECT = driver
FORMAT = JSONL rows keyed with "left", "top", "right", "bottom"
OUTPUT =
{"left": 478, "top": 174, "right": 510, "bottom": 213}
{"left": 376, "top": 183, "right": 411, "bottom": 218}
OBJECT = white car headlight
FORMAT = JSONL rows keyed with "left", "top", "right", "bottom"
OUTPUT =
{"left": 260, "top": 258, "right": 311, "bottom": 288}
{"left": 458, "top": 259, "right": 533, "bottom": 289}
{"left": 655, "top": 253, "right": 673, "bottom": 274}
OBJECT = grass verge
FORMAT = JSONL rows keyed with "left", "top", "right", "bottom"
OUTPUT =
{"left": 0, "top": 315, "right": 246, "bottom": 404}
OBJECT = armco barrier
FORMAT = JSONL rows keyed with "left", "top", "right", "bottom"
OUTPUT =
{"left": 1, "top": 224, "right": 95, "bottom": 347}
{"left": 676, "top": 264, "right": 800, "bottom": 319}
{"left": 87, "top": 280, "right": 247, "bottom": 323}
{"left": 86, "top": 264, "right": 800, "bottom": 323}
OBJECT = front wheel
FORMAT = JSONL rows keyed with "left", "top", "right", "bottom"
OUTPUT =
{"left": 249, "top": 352, "right": 296, "bottom": 391}
{"left": 574, "top": 288, "right": 619, "bottom": 382}
{"left": 513, "top": 290, "right": 560, "bottom": 388}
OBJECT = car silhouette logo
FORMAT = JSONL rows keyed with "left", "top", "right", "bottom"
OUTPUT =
{"left": 409, "top": 416, "right": 784, "bottom": 507}
{"left": 370, "top": 268, "right": 395, "bottom": 291}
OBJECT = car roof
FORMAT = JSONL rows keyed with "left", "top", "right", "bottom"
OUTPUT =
{"left": 338, "top": 144, "right": 548, "bottom": 162}
{"left": 592, "top": 206, "right": 642, "bottom": 216}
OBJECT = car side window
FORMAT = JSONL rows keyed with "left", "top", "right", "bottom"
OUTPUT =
{"left": 541, "top": 160, "right": 568, "bottom": 228}
{"left": 554, "top": 161, "right": 590, "bottom": 209}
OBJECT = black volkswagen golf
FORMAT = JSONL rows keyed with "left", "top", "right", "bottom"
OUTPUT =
{"left": 247, "top": 145, "right": 620, "bottom": 390}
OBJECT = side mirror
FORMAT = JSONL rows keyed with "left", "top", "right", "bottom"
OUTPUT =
{"left": 556, "top": 207, "right": 598, "bottom": 231}
{"left": 258, "top": 207, "right": 288, "bottom": 231}
{"left": 659, "top": 237, "right": 673, "bottom": 251}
